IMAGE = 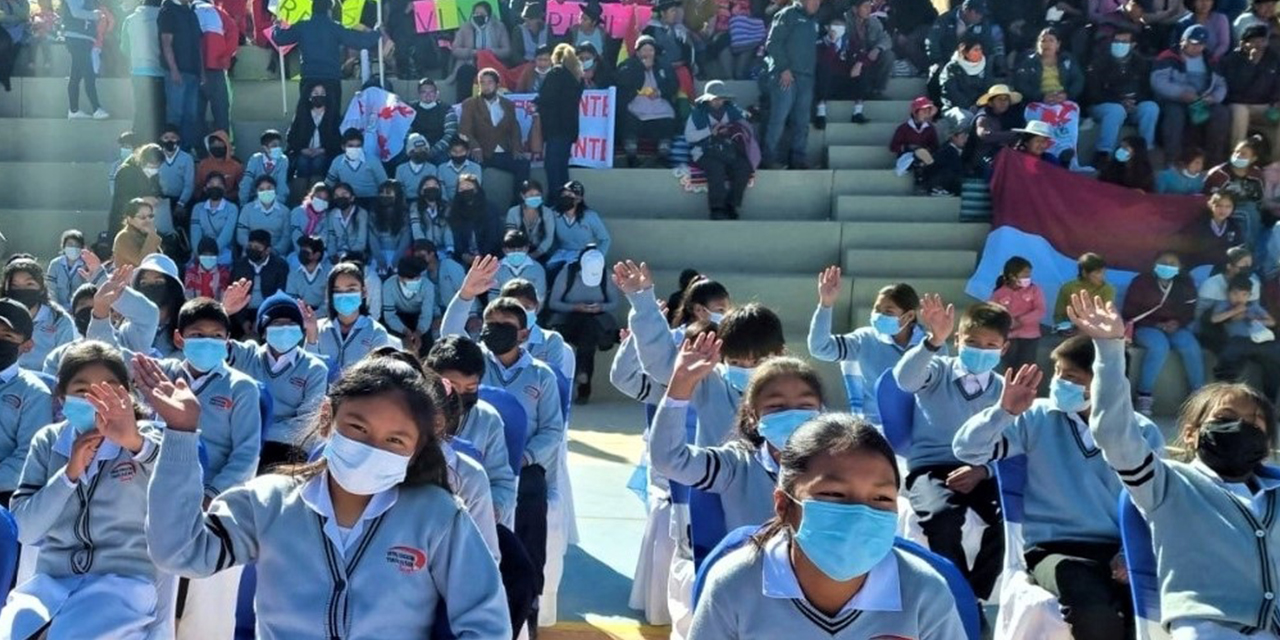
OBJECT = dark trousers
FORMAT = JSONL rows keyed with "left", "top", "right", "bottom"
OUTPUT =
{"left": 0, "top": 28, "right": 17, "bottom": 91}
{"left": 621, "top": 115, "right": 678, "bottom": 151}
{"left": 552, "top": 311, "right": 619, "bottom": 381}
{"left": 1026, "top": 541, "right": 1133, "bottom": 640}
{"left": 497, "top": 525, "right": 538, "bottom": 639}
{"left": 132, "top": 75, "right": 166, "bottom": 142}
{"left": 1001, "top": 337, "right": 1040, "bottom": 373}
{"left": 515, "top": 464, "right": 548, "bottom": 602}
{"left": 65, "top": 37, "right": 100, "bottom": 113}
{"left": 299, "top": 78, "right": 342, "bottom": 119}
{"left": 485, "top": 152, "right": 531, "bottom": 202}
{"left": 1160, "top": 100, "right": 1231, "bottom": 166}
{"left": 543, "top": 138, "right": 573, "bottom": 196}
{"left": 893, "top": 24, "right": 931, "bottom": 71}
{"left": 391, "top": 21, "right": 440, "bottom": 78}
{"left": 815, "top": 54, "right": 892, "bottom": 102}
{"left": 199, "top": 68, "right": 232, "bottom": 135}
{"left": 1215, "top": 336, "right": 1280, "bottom": 398}
{"left": 455, "top": 63, "right": 478, "bottom": 101}
{"left": 699, "top": 150, "right": 751, "bottom": 211}
{"left": 906, "top": 464, "right": 1004, "bottom": 599}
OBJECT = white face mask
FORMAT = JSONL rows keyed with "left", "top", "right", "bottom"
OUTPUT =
{"left": 143, "top": 166, "right": 160, "bottom": 178}
{"left": 829, "top": 25, "right": 846, "bottom": 40}
{"left": 345, "top": 147, "right": 363, "bottom": 162}
{"left": 322, "top": 431, "right": 411, "bottom": 495}
{"left": 63, "top": 247, "right": 82, "bottom": 262}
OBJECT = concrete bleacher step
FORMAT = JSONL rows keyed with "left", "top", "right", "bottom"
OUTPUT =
{"left": 851, "top": 276, "right": 974, "bottom": 309}
{"left": 823, "top": 122, "right": 898, "bottom": 146}
{"left": 826, "top": 146, "right": 895, "bottom": 170}
{"left": 842, "top": 221, "right": 988, "bottom": 250}
{"left": 0, "top": 162, "right": 108, "bottom": 210}
{"left": 0, "top": 210, "right": 105, "bottom": 260}
{"left": 825, "top": 100, "right": 913, "bottom": 123}
{"left": 831, "top": 170, "right": 912, "bottom": 196}
{"left": 834, "top": 195, "right": 960, "bottom": 222}
{"left": 844, "top": 248, "right": 978, "bottom": 279}
{"left": 580, "top": 169, "right": 833, "bottom": 221}
{"left": 609, "top": 220, "right": 844, "bottom": 275}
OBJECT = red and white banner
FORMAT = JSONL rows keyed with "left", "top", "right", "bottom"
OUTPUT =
{"left": 456, "top": 87, "right": 617, "bottom": 168}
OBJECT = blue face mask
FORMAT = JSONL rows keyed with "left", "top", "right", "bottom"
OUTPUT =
{"left": 507, "top": 252, "right": 529, "bottom": 267}
{"left": 1110, "top": 41, "right": 1132, "bottom": 58}
{"left": 183, "top": 337, "right": 227, "bottom": 372}
{"left": 958, "top": 345, "right": 1002, "bottom": 375}
{"left": 332, "top": 292, "right": 363, "bottom": 317}
{"left": 757, "top": 409, "right": 820, "bottom": 450}
{"left": 1154, "top": 264, "right": 1180, "bottom": 280}
{"left": 525, "top": 307, "right": 539, "bottom": 330}
{"left": 721, "top": 364, "right": 754, "bottom": 391}
{"left": 791, "top": 498, "right": 898, "bottom": 581}
{"left": 1049, "top": 376, "right": 1090, "bottom": 413}
{"left": 63, "top": 395, "right": 98, "bottom": 434}
{"left": 269, "top": 146, "right": 285, "bottom": 161}
{"left": 1231, "top": 155, "right": 1252, "bottom": 169}
{"left": 265, "top": 325, "right": 304, "bottom": 353}
{"left": 1113, "top": 146, "right": 1132, "bottom": 163}
{"left": 524, "top": 195, "right": 543, "bottom": 209}
{"left": 870, "top": 311, "right": 902, "bottom": 336}
{"left": 198, "top": 255, "right": 218, "bottom": 270}
{"left": 708, "top": 311, "right": 726, "bottom": 325}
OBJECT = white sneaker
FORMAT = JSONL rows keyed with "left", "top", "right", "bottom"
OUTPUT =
{"left": 67, "top": 110, "right": 90, "bottom": 120}
{"left": 91, "top": 108, "right": 110, "bottom": 120}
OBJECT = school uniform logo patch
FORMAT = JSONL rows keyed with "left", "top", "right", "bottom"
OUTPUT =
{"left": 289, "top": 377, "right": 307, "bottom": 389}
{"left": 0, "top": 394, "right": 20, "bottom": 410}
{"left": 386, "top": 545, "right": 427, "bottom": 574}
{"left": 361, "top": 338, "right": 375, "bottom": 347}
{"left": 523, "top": 385, "right": 541, "bottom": 400}
{"left": 111, "top": 461, "right": 138, "bottom": 482}
{"left": 209, "top": 395, "right": 234, "bottom": 410}
{"left": 40, "top": 324, "right": 57, "bottom": 334}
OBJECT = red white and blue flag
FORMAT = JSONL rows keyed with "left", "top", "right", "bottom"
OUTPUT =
{"left": 340, "top": 86, "right": 417, "bottom": 163}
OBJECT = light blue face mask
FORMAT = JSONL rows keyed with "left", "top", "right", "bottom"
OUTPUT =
{"left": 1049, "top": 376, "right": 1090, "bottom": 413}
{"left": 63, "top": 395, "right": 98, "bottom": 434}
{"left": 1110, "top": 41, "right": 1133, "bottom": 58}
{"left": 265, "top": 325, "right": 304, "bottom": 353}
{"left": 870, "top": 311, "right": 902, "bottom": 336}
{"left": 1231, "top": 155, "right": 1252, "bottom": 169}
{"left": 791, "top": 497, "right": 898, "bottom": 581}
{"left": 721, "top": 364, "right": 754, "bottom": 391}
{"left": 269, "top": 146, "right": 285, "bottom": 161}
{"left": 958, "top": 345, "right": 1002, "bottom": 375}
{"left": 507, "top": 252, "right": 529, "bottom": 267}
{"left": 524, "top": 195, "right": 543, "bottom": 209}
{"left": 1154, "top": 263, "right": 1180, "bottom": 280}
{"left": 183, "top": 337, "right": 227, "bottom": 372}
{"left": 198, "top": 255, "right": 218, "bottom": 270}
{"left": 757, "top": 409, "right": 820, "bottom": 450}
{"left": 1113, "top": 146, "right": 1132, "bottom": 163}
{"left": 708, "top": 311, "right": 726, "bottom": 325}
{"left": 332, "top": 292, "right": 363, "bottom": 317}
{"left": 525, "top": 307, "right": 539, "bottom": 331}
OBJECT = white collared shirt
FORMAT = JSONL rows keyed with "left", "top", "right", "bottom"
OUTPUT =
{"left": 1063, "top": 411, "right": 1097, "bottom": 450}
{"left": 488, "top": 349, "right": 530, "bottom": 378}
{"left": 1191, "top": 459, "right": 1280, "bottom": 517}
{"left": 267, "top": 347, "right": 298, "bottom": 373}
{"left": 184, "top": 360, "right": 227, "bottom": 393}
{"left": 761, "top": 533, "right": 902, "bottom": 616}
{"left": 300, "top": 471, "right": 399, "bottom": 556}
{"left": 485, "top": 97, "right": 506, "bottom": 152}
{"left": 952, "top": 362, "right": 992, "bottom": 396}
{"left": 0, "top": 361, "right": 18, "bottom": 385}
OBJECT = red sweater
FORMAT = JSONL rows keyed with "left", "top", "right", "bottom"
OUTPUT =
{"left": 889, "top": 119, "right": 939, "bottom": 155}
{"left": 1121, "top": 272, "right": 1198, "bottom": 329}
{"left": 184, "top": 264, "right": 231, "bottom": 299}
{"left": 201, "top": 4, "right": 239, "bottom": 71}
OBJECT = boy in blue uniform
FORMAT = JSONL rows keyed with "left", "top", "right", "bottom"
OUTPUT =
{"left": 0, "top": 299, "right": 53, "bottom": 504}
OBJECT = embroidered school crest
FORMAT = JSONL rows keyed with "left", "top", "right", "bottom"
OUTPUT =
{"left": 289, "top": 376, "right": 308, "bottom": 389}
{"left": 209, "top": 395, "right": 234, "bottom": 410}
{"left": 386, "top": 545, "right": 427, "bottom": 573}
{"left": 523, "top": 385, "right": 541, "bottom": 400}
{"left": 111, "top": 461, "right": 138, "bottom": 482}
{"left": 0, "top": 394, "right": 20, "bottom": 410}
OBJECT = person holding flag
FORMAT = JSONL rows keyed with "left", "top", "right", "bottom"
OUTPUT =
{"left": 271, "top": 0, "right": 381, "bottom": 115}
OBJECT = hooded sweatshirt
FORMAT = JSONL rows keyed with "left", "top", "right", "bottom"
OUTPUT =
{"left": 195, "top": 130, "right": 244, "bottom": 202}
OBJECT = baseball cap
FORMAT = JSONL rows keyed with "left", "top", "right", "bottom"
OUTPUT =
{"left": 579, "top": 248, "right": 605, "bottom": 287}
{"left": 0, "top": 299, "right": 33, "bottom": 341}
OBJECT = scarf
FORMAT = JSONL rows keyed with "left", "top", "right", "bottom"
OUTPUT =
{"left": 302, "top": 201, "right": 326, "bottom": 236}
{"left": 953, "top": 51, "right": 987, "bottom": 76}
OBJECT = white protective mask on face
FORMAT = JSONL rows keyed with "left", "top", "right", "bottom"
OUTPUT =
{"left": 322, "top": 431, "right": 411, "bottom": 495}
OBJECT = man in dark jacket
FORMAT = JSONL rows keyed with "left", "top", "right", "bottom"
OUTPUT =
{"left": 1086, "top": 30, "right": 1159, "bottom": 158}
{"left": 272, "top": 0, "right": 381, "bottom": 115}
{"left": 763, "top": 0, "right": 821, "bottom": 168}
{"left": 926, "top": 0, "right": 1003, "bottom": 73}
{"left": 1222, "top": 25, "right": 1280, "bottom": 146}
{"left": 408, "top": 77, "right": 457, "bottom": 164}
{"left": 615, "top": 35, "right": 680, "bottom": 166}
{"left": 1151, "top": 25, "right": 1231, "bottom": 164}
{"left": 886, "top": 0, "right": 938, "bottom": 74}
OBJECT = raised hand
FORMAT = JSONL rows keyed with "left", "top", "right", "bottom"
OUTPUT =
{"left": 611, "top": 260, "right": 653, "bottom": 294}
{"left": 919, "top": 293, "right": 956, "bottom": 347}
{"left": 1000, "top": 364, "right": 1043, "bottom": 416}
{"left": 1066, "top": 291, "right": 1125, "bottom": 340}
{"left": 668, "top": 331, "right": 722, "bottom": 399}
{"left": 223, "top": 279, "right": 253, "bottom": 317}
{"left": 817, "top": 266, "right": 842, "bottom": 308}
{"left": 86, "top": 382, "right": 144, "bottom": 453}
{"left": 80, "top": 249, "right": 102, "bottom": 277}
{"left": 148, "top": 379, "right": 201, "bottom": 433}
{"left": 66, "top": 430, "right": 105, "bottom": 483}
{"left": 460, "top": 255, "right": 499, "bottom": 300}
{"left": 91, "top": 264, "right": 134, "bottom": 319}
{"left": 300, "top": 301, "right": 319, "bottom": 344}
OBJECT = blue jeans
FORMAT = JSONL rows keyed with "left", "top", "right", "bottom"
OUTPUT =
{"left": 1134, "top": 326, "right": 1205, "bottom": 394}
{"left": 164, "top": 73, "right": 201, "bottom": 151}
{"left": 1089, "top": 101, "right": 1158, "bottom": 155}
{"left": 543, "top": 138, "right": 573, "bottom": 194}
{"left": 764, "top": 72, "right": 814, "bottom": 166}
{"left": 293, "top": 153, "right": 330, "bottom": 181}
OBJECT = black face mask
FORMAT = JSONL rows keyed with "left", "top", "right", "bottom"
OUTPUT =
{"left": 422, "top": 187, "right": 442, "bottom": 202}
{"left": 473, "top": 13, "right": 489, "bottom": 26}
{"left": 205, "top": 186, "right": 225, "bottom": 200}
{"left": 458, "top": 391, "right": 479, "bottom": 414}
{"left": 162, "top": 140, "right": 179, "bottom": 152}
{"left": 333, "top": 197, "right": 353, "bottom": 211}
{"left": 457, "top": 191, "right": 477, "bottom": 205}
{"left": 556, "top": 194, "right": 576, "bottom": 212}
{"left": 7, "top": 288, "right": 43, "bottom": 309}
{"left": 377, "top": 195, "right": 397, "bottom": 209}
{"left": 209, "top": 145, "right": 227, "bottom": 159}
{"left": 137, "top": 282, "right": 170, "bottom": 306}
{"left": 74, "top": 307, "right": 93, "bottom": 336}
{"left": 479, "top": 322, "right": 520, "bottom": 354}
{"left": 450, "top": 156, "right": 467, "bottom": 166}
{"left": 310, "top": 95, "right": 327, "bottom": 108}
{"left": 0, "top": 340, "right": 18, "bottom": 372}
{"left": 1198, "top": 419, "right": 1271, "bottom": 479}
{"left": 246, "top": 248, "right": 266, "bottom": 263}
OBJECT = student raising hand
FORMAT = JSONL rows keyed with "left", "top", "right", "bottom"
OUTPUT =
{"left": 222, "top": 278, "right": 253, "bottom": 317}
{"left": 1066, "top": 291, "right": 1125, "bottom": 340}
{"left": 85, "top": 381, "right": 145, "bottom": 453}
{"left": 668, "top": 332, "right": 723, "bottom": 400}
{"left": 612, "top": 260, "right": 653, "bottom": 294}
{"left": 459, "top": 255, "right": 499, "bottom": 301}
{"left": 1000, "top": 364, "right": 1044, "bottom": 415}
{"left": 91, "top": 264, "right": 135, "bottom": 319}
{"left": 78, "top": 249, "right": 102, "bottom": 282}
{"left": 300, "top": 301, "right": 319, "bottom": 345}
{"left": 66, "top": 430, "right": 106, "bottom": 483}
{"left": 920, "top": 293, "right": 956, "bottom": 348}
{"left": 817, "top": 266, "right": 842, "bottom": 308}
{"left": 133, "top": 354, "right": 201, "bottom": 433}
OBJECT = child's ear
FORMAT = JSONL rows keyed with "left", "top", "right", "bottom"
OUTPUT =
{"left": 173, "top": 330, "right": 185, "bottom": 351}
{"left": 18, "top": 339, "right": 32, "bottom": 355}
{"left": 1000, "top": 341, "right": 1010, "bottom": 356}
{"left": 318, "top": 399, "right": 334, "bottom": 436}
{"left": 518, "top": 327, "right": 531, "bottom": 343}
{"left": 772, "top": 488, "right": 790, "bottom": 522}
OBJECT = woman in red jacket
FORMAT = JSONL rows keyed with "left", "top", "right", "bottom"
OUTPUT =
{"left": 1121, "top": 251, "right": 1205, "bottom": 416}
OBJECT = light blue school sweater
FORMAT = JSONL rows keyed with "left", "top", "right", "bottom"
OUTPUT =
{"left": 285, "top": 262, "right": 330, "bottom": 316}
{"left": 12, "top": 422, "right": 163, "bottom": 580}
{"left": 609, "top": 334, "right": 664, "bottom": 404}
{"left": 368, "top": 225, "right": 411, "bottom": 275}
{"left": 154, "top": 359, "right": 262, "bottom": 498}
{"left": 395, "top": 161, "right": 437, "bottom": 202}
{"left": 147, "top": 429, "right": 511, "bottom": 640}
{"left": 190, "top": 198, "right": 239, "bottom": 264}
{"left": 325, "top": 156, "right": 388, "bottom": 199}
{"left": 21, "top": 303, "right": 75, "bottom": 371}
{"left": 308, "top": 315, "right": 393, "bottom": 374}
{"left": 430, "top": 258, "right": 466, "bottom": 316}
{"left": 434, "top": 159, "right": 483, "bottom": 200}
{"left": 236, "top": 201, "right": 292, "bottom": 256}
{"left": 410, "top": 204, "right": 455, "bottom": 254}
{"left": 492, "top": 259, "right": 548, "bottom": 308}
{"left": 627, "top": 288, "right": 741, "bottom": 446}
{"left": 691, "top": 537, "right": 967, "bottom": 639}
{"left": 227, "top": 341, "right": 329, "bottom": 446}
{"left": 82, "top": 286, "right": 162, "bottom": 359}
{"left": 526, "top": 325, "right": 567, "bottom": 376}
{"left": 893, "top": 342, "right": 1003, "bottom": 471}
{"left": 953, "top": 400, "right": 1165, "bottom": 548}
{"left": 1091, "top": 337, "right": 1280, "bottom": 633}
{"left": 238, "top": 153, "right": 291, "bottom": 205}
{"left": 158, "top": 150, "right": 195, "bottom": 208}
{"left": 326, "top": 207, "right": 370, "bottom": 257}
{"left": 381, "top": 276, "right": 436, "bottom": 335}
{"left": 289, "top": 205, "right": 331, "bottom": 252}
{"left": 458, "top": 400, "right": 518, "bottom": 527}
{"left": 442, "top": 292, "right": 565, "bottom": 485}
{"left": 0, "top": 366, "right": 53, "bottom": 493}
{"left": 552, "top": 209, "right": 611, "bottom": 257}
{"left": 45, "top": 253, "right": 88, "bottom": 309}
{"left": 651, "top": 400, "right": 778, "bottom": 531}
{"left": 808, "top": 305, "right": 928, "bottom": 425}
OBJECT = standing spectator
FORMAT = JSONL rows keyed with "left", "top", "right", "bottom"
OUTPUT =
{"left": 762, "top": 0, "right": 820, "bottom": 169}
{"left": 505, "top": 180, "right": 555, "bottom": 260}
{"left": 158, "top": 0, "right": 201, "bottom": 147}
{"left": 537, "top": 43, "right": 585, "bottom": 202}
{"left": 1152, "top": 25, "right": 1230, "bottom": 166}
{"left": 1013, "top": 28, "right": 1084, "bottom": 107}
{"left": 1156, "top": 146, "right": 1208, "bottom": 192}
{"left": 271, "top": 0, "right": 381, "bottom": 115}
{"left": 0, "top": 0, "right": 26, "bottom": 91}
{"left": 547, "top": 246, "right": 618, "bottom": 404}
{"left": 194, "top": 131, "right": 242, "bottom": 202}
{"left": 926, "top": 0, "right": 1002, "bottom": 79}
{"left": 286, "top": 84, "right": 341, "bottom": 188}
{"left": 989, "top": 256, "right": 1046, "bottom": 371}
{"left": 396, "top": 134, "right": 438, "bottom": 204}
{"left": 122, "top": 0, "right": 164, "bottom": 139}
{"left": 195, "top": 0, "right": 236, "bottom": 137}
{"left": 1053, "top": 252, "right": 1115, "bottom": 324}
{"left": 644, "top": 0, "right": 694, "bottom": 70}
{"left": 63, "top": 0, "right": 107, "bottom": 119}
{"left": 450, "top": 1, "right": 511, "bottom": 100}
{"left": 565, "top": 1, "right": 611, "bottom": 64}
{"left": 1086, "top": 30, "right": 1159, "bottom": 160}
{"left": 615, "top": 36, "right": 680, "bottom": 167}
{"left": 887, "top": 0, "right": 937, "bottom": 76}
{"left": 409, "top": 78, "right": 457, "bottom": 165}
{"left": 511, "top": 2, "right": 549, "bottom": 65}
{"left": 458, "top": 69, "right": 531, "bottom": 198}
{"left": 685, "top": 80, "right": 752, "bottom": 220}
{"left": 1124, "top": 251, "right": 1204, "bottom": 415}
{"left": 1221, "top": 25, "right": 1280, "bottom": 147}
{"left": 1098, "top": 136, "right": 1157, "bottom": 190}
{"left": 1173, "top": 0, "right": 1232, "bottom": 59}
{"left": 939, "top": 36, "right": 992, "bottom": 126}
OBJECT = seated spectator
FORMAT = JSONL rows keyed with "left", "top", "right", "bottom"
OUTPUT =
{"left": 408, "top": 78, "right": 457, "bottom": 166}
{"left": 286, "top": 84, "right": 341, "bottom": 188}
{"left": 414, "top": 240, "right": 465, "bottom": 319}
{"left": 644, "top": 0, "right": 694, "bottom": 71}
{"left": 938, "top": 35, "right": 992, "bottom": 126}
{"left": 190, "top": 171, "right": 238, "bottom": 265}
{"left": 566, "top": 2, "right": 613, "bottom": 67}
{"left": 926, "top": 0, "right": 1002, "bottom": 81}
{"left": 1086, "top": 30, "right": 1159, "bottom": 160}
{"left": 156, "top": 125, "right": 195, "bottom": 242}
{"left": 229, "top": 229, "right": 289, "bottom": 332}
{"left": 1123, "top": 251, "right": 1203, "bottom": 415}
{"left": 726, "top": 0, "right": 766, "bottom": 80}
{"left": 1, "top": 257, "right": 74, "bottom": 370}
{"left": 1096, "top": 0, "right": 1162, "bottom": 58}
{"left": 411, "top": 176, "right": 455, "bottom": 254}
{"left": 397, "top": 134, "right": 438, "bottom": 206}
{"left": 1198, "top": 245, "right": 1261, "bottom": 316}
{"left": 516, "top": 44, "right": 554, "bottom": 93}
{"left": 112, "top": 198, "right": 163, "bottom": 269}
{"left": 1233, "top": 0, "right": 1280, "bottom": 43}
{"left": 887, "top": 0, "right": 937, "bottom": 77}
{"left": 1222, "top": 25, "right": 1280, "bottom": 148}
{"left": 46, "top": 230, "right": 89, "bottom": 310}
{"left": 925, "top": 126, "right": 970, "bottom": 196}
{"left": 450, "top": 174, "right": 503, "bottom": 264}
{"left": 289, "top": 183, "right": 331, "bottom": 259}
{"left": 1156, "top": 146, "right": 1208, "bottom": 192}
{"left": 450, "top": 1, "right": 511, "bottom": 97}
{"left": 458, "top": 69, "right": 531, "bottom": 201}
{"left": 511, "top": 3, "right": 550, "bottom": 66}
{"left": 1207, "top": 273, "right": 1280, "bottom": 397}
{"left": 616, "top": 36, "right": 680, "bottom": 167}
{"left": 1173, "top": 0, "right": 1232, "bottom": 60}
{"left": 494, "top": 230, "right": 547, "bottom": 304}
{"left": 548, "top": 246, "right": 619, "bottom": 404}
{"left": 890, "top": 97, "right": 940, "bottom": 192}
{"left": 194, "top": 131, "right": 242, "bottom": 203}
{"left": 505, "top": 180, "right": 555, "bottom": 260}
{"left": 685, "top": 80, "right": 752, "bottom": 220}
{"left": 1011, "top": 120, "right": 1067, "bottom": 166}
{"left": 437, "top": 138, "right": 484, "bottom": 202}
{"left": 367, "top": 180, "right": 411, "bottom": 277}
{"left": 549, "top": 180, "right": 611, "bottom": 271}
{"left": 285, "top": 234, "right": 330, "bottom": 315}
{"left": 1153, "top": 25, "right": 1231, "bottom": 166}
{"left": 1054, "top": 252, "right": 1115, "bottom": 324}
{"left": 1099, "top": 136, "right": 1157, "bottom": 190}
{"left": 1013, "top": 27, "right": 1085, "bottom": 109}
{"left": 184, "top": 236, "right": 231, "bottom": 300}
{"left": 575, "top": 42, "right": 612, "bottom": 89}
{"left": 1191, "top": 190, "right": 1249, "bottom": 257}
{"left": 326, "top": 128, "right": 389, "bottom": 205}
{"left": 238, "top": 175, "right": 292, "bottom": 258}
{"left": 326, "top": 182, "right": 370, "bottom": 258}
{"left": 964, "top": 84, "right": 1025, "bottom": 171}
{"left": 817, "top": 0, "right": 893, "bottom": 126}
{"left": 1204, "top": 135, "right": 1267, "bottom": 243}
{"left": 381, "top": 255, "right": 435, "bottom": 345}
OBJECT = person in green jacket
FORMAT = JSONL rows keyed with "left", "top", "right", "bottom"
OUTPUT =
{"left": 762, "top": 0, "right": 821, "bottom": 169}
